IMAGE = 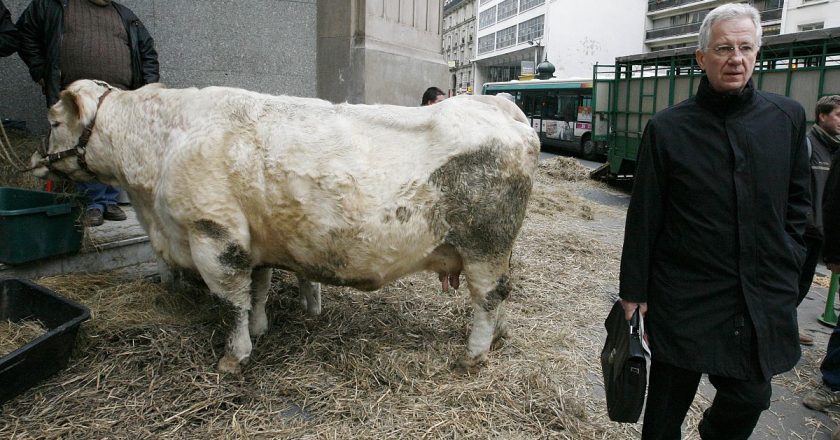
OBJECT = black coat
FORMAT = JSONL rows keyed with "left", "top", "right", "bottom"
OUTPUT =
{"left": 15, "top": 0, "right": 159, "bottom": 106}
{"left": 0, "top": 1, "right": 16, "bottom": 57}
{"left": 619, "top": 76, "right": 810, "bottom": 380}
{"left": 823, "top": 150, "right": 840, "bottom": 264}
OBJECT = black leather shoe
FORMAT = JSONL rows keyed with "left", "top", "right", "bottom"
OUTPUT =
{"left": 84, "top": 208, "right": 104, "bottom": 227}
{"left": 103, "top": 204, "right": 127, "bottom": 221}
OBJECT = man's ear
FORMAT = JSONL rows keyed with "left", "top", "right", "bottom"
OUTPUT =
{"left": 57, "top": 89, "right": 82, "bottom": 122}
{"left": 695, "top": 48, "right": 707, "bottom": 71}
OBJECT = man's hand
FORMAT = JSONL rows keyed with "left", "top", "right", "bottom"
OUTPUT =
{"left": 621, "top": 300, "right": 648, "bottom": 321}
{"left": 828, "top": 263, "right": 840, "bottom": 274}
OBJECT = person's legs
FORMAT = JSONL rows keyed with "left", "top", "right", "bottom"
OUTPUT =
{"left": 641, "top": 360, "right": 702, "bottom": 440}
{"left": 698, "top": 374, "right": 772, "bottom": 440}
{"left": 76, "top": 181, "right": 108, "bottom": 211}
{"left": 76, "top": 181, "right": 107, "bottom": 226}
{"left": 77, "top": 182, "right": 126, "bottom": 225}
{"left": 100, "top": 184, "right": 126, "bottom": 221}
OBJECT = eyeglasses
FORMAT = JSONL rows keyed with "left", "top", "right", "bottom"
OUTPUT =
{"left": 709, "top": 44, "right": 757, "bottom": 57}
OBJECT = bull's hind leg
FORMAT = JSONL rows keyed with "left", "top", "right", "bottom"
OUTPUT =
{"left": 249, "top": 268, "right": 272, "bottom": 337}
{"left": 296, "top": 274, "right": 322, "bottom": 316}
{"left": 462, "top": 257, "right": 512, "bottom": 371}
{"left": 188, "top": 226, "right": 254, "bottom": 374}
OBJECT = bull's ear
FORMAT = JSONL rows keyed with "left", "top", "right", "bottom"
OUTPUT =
{"left": 57, "top": 89, "right": 82, "bottom": 122}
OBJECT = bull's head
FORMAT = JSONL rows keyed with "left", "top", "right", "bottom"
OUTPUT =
{"left": 29, "top": 80, "right": 115, "bottom": 182}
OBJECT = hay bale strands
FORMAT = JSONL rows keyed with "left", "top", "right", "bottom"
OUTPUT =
{"left": 0, "top": 319, "right": 47, "bottom": 357}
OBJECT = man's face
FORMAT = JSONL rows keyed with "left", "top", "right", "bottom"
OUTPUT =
{"left": 696, "top": 17, "right": 758, "bottom": 94}
{"left": 818, "top": 106, "right": 840, "bottom": 137}
{"left": 431, "top": 94, "right": 445, "bottom": 105}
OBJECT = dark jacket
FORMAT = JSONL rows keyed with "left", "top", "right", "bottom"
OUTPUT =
{"left": 824, "top": 150, "right": 840, "bottom": 264}
{"left": 15, "top": 0, "right": 159, "bottom": 106}
{"left": 0, "top": 1, "right": 17, "bottom": 57}
{"left": 805, "top": 127, "right": 839, "bottom": 238}
{"left": 619, "top": 76, "right": 810, "bottom": 381}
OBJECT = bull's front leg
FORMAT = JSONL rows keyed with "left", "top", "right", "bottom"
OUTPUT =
{"left": 462, "top": 259, "right": 511, "bottom": 371}
{"left": 188, "top": 226, "right": 255, "bottom": 374}
{"left": 296, "top": 274, "right": 321, "bottom": 316}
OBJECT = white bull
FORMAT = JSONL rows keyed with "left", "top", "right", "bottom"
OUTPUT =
{"left": 31, "top": 80, "right": 540, "bottom": 373}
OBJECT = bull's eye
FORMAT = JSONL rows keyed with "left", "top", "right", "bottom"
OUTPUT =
{"left": 50, "top": 122, "right": 60, "bottom": 128}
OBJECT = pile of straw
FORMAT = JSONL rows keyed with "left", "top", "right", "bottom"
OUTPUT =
{"left": 0, "top": 129, "right": 42, "bottom": 190}
{"left": 0, "top": 158, "right": 647, "bottom": 438}
{"left": 0, "top": 319, "right": 47, "bottom": 358}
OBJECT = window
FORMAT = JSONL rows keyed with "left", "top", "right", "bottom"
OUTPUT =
{"left": 479, "top": 6, "right": 497, "bottom": 29}
{"left": 754, "top": 0, "right": 783, "bottom": 9}
{"left": 497, "top": 0, "right": 518, "bottom": 22}
{"left": 496, "top": 25, "right": 517, "bottom": 49}
{"left": 668, "top": 10, "right": 707, "bottom": 26}
{"left": 517, "top": 15, "right": 544, "bottom": 44}
{"left": 520, "top": 0, "right": 544, "bottom": 12}
{"left": 479, "top": 0, "right": 493, "bottom": 5}
{"left": 478, "top": 34, "right": 496, "bottom": 55}
{"left": 488, "top": 65, "right": 521, "bottom": 83}
{"left": 799, "top": 22, "right": 824, "bottom": 31}
{"left": 690, "top": 10, "right": 708, "bottom": 23}
{"left": 670, "top": 14, "right": 688, "bottom": 26}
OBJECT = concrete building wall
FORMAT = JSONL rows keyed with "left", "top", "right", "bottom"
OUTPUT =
{"left": 544, "top": 0, "right": 646, "bottom": 79}
{"left": 1, "top": 0, "right": 317, "bottom": 134}
{"left": 317, "top": 0, "right": 449, "bottom": 105}
{"left": 783, "top": 0, "right": 840, "bottom": 33}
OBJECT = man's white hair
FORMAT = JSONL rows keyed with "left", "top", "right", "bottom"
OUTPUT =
{"left": 698, "top": 3, "right": 762, "bottom": 51}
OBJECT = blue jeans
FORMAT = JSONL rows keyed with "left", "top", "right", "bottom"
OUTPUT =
{"left": 76, "top": 182, "right": 119, "bottom": 211}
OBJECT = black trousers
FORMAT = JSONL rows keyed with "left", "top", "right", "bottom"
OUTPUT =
{"left": 641, "top": 360, "right": 772, "bottom": 440}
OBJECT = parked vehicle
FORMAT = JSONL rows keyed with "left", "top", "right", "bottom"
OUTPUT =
{"left": 590, "top": 26, "right": 840, "bottom": 180}
{"left": 482, "top": 78, "right": 604, "bottom": 159}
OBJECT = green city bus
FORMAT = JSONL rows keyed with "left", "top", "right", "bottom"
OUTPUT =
{"left": 482, "top": 78, "right": 604, "bottom": 159}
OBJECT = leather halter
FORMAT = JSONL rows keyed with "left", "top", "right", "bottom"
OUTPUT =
{"left": 39, "top": 88, "right": 113, "bottom": 178}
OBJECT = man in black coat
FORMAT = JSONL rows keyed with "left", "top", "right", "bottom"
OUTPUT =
{"left": 797, "top": 95, "right": 840, "bottom": 346}
{"left": 618, "top": 3, "right": 810, "bottom": 439}
{"left": 0, "top": 1, "right": 17, "bottom": 57}
{"left": 15, "top": 0, "right": 158, "bottom": 227}
{"left": 801, "top": 97, "right": 840, "bottom": 440}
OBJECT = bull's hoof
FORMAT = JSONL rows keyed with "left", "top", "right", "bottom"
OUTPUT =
{"left": 307, "top": 304, "right": 322, "bottom": 317}
{"left": 217, "top": 354, "right": 243, "bottom": 374}
{"left": 456, "top": 353, "right": 487, "bottom": 374}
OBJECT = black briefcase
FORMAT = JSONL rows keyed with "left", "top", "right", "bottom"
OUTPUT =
{"left": 601, "top": 300, "right": 648, "bottom": 423}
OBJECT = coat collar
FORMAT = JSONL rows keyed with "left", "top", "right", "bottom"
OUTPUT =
{"left": 695, "top": 75, "right": 756, "bottom": 115}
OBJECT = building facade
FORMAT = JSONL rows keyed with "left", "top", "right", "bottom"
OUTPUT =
{"left": 646, "top": 0, "right": 786, "bottom": 51}
{"left": 645, "top": 0, "right": 840, "bottom": 51}
{"left": 442, "top": 0, "right": 476, "bottom": 95}
{"left": 782, "top": 0, "right": 840, "bottom": 33}
{"left": 473, "top": 0, "right": 647, "bottom": 94}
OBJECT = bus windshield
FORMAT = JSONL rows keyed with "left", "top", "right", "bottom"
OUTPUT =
{"left": 483, "top": 79, "right": 594, "bottom": 154}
